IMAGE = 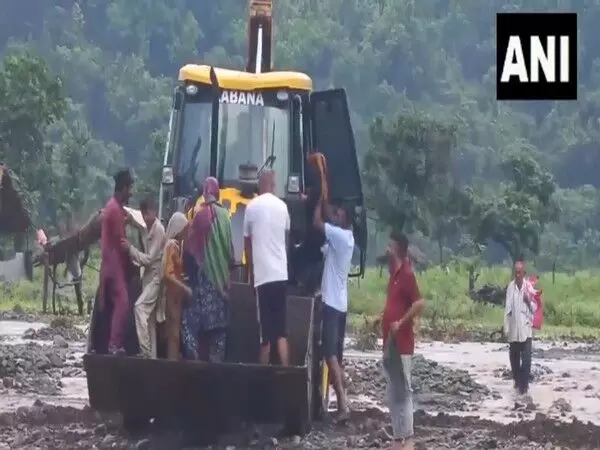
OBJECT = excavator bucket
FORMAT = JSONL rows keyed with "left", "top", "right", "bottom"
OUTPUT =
{"left": 83, "top": 282, "right": 322, "bottom": 438}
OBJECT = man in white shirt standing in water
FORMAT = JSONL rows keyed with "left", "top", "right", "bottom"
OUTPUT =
{"left": 243, "top": 170, "right": 291, "bottom": 366}
{"left": 313, "top": 195, "right": 355, "bottom": 421}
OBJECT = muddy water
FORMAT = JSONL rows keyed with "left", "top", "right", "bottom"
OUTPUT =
{"left": 2, "top": 320, "right": 599, "bottom": 425}
{"left": 0, "top": 320, "right": 89, "bottom": 413}
{"left": 344, "top": 338, "right": 600, "bottom": 426}
{"left": 2, "top": 320, "right": 600, "bottom": 449}
{"left": 418, "top": 341, "right": 600, "bottom": 424}
{"left": 0, "top": 320, "right": 46, "bottom": 341}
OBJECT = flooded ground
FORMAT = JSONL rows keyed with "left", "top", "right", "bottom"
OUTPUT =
{"left": 418, "top": 341, "right": 600, "bottom": 424}
{"left": 1, "top": 315, "right": 600, "bottom": 449}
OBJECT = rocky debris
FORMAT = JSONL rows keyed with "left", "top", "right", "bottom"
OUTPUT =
{"left": 533, "top": 342, "right": 600, "bottom": 360}
{"left": 550, "top": 398, "right": 572, "bottom": 416}
{"left": 514, "top": 395, "right": 536, "bottom": 412}
{"left": 422, "top": 326, "right": 505, "bottom": 343}
{"left": 494, "top": 363, "right": 553, "bottom": 382}
{"left": 344, "top": 354, "right": 490, "bottom": 411}
{"left": 22, "top": 325, "right": 86, "bottom": 343}
{"left": 0, "top": 311, "right": 89, "bottom": 326}
{"left": 352, "top": 317, "right": 380, "bottom": 351}
{"left": 0, "top": 401, "right": 122, "bottom": 449}
{"left": 470, "top": 284, "right": 505, "bottom": 306}
{"left": 4, "top": 402, "right": 598, "bottom": 450}
{"left": 0, "top": 311, "right": 41, "bottom": 323}
{"left": 0, "top": 342, "right": 74, "bottom": 394}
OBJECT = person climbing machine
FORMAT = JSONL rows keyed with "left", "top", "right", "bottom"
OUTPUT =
{"left": 182, "top": 177, "right": 234, "bottom": 362}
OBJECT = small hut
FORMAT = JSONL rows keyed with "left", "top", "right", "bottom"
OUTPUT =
{"left": 0, "top": 164, "right": 31, "bottom": 235}
{"left": 0, "top": 164, "right": 33, "bottom": 282}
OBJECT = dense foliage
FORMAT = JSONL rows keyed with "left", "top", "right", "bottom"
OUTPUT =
{"left": 0, "top": 1, "right": 599, "bottom": 270}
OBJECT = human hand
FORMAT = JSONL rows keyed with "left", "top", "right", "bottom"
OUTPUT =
{"left": 390, "top": 320, "right": 403, "bottom": 335}
{"left": 120, "top": 238, "right": 130, "bottom": 252}
{"left": 300, "top": 193, "right": 308, "bottom": 201}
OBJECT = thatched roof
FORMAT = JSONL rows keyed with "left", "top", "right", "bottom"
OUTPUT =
{"left": 0, "top": 164, "right": 31, "bottom": 234}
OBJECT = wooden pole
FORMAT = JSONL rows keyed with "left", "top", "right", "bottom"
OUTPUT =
{"left": 42, "top": 260, "right": 49, "bottom": 313}
{"left": 51, "top": 264, "right": 57, "bottom": 315}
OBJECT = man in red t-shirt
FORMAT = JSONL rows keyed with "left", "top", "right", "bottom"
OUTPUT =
{"left": 381, "top": 231, "right": 425, "bottom": 450}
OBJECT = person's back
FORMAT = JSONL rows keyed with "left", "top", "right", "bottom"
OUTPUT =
{"left": 243, "top": 170, "right": 291, "bottom": 366}
{"left": 245, "top": 192, "right": 290, "bottom": 285}
{"left": 321, "top": 223, "right": 354, "bottom": 312}
{"left": 100, "top": 197, "right": 119, "bottom": 276}
{"left": 98, "top": 169, "right": 134, "bottom": 355}
{"left": 312, "top": 201, "right": 354, "bottom": 420}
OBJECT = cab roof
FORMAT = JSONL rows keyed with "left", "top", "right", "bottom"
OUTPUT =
{"left": 179, "top": 64, "right": 313, "bottom": 91}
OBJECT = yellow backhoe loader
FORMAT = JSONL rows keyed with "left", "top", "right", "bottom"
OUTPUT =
{"left": 83, "top": 0, "right": 367, "bottom": 439}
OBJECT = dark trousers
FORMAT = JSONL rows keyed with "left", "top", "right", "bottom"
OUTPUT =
{"left": 509, "top": 338, "right": 532, "bottom": 394}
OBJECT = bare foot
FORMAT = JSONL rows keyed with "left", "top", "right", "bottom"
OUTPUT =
{"left": 335, "top": 407, "right": 350, "bottom": 424}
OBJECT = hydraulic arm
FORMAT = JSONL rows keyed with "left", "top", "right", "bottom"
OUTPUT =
{"left": 246, "top": 0, "right": 273, "bottom": 74}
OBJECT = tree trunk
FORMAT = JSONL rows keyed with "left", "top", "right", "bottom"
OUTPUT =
{"left": 438, "top": 239, "right": 443, "bottom": 266}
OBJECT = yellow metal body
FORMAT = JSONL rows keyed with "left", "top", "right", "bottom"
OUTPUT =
{"left": 179, "top": 64, "right": 312, "bottom": 91}
{"left": 322, "top": 361, "right": 329, "bottom": 406}
{"left": 187, "top": 188, "right": 255, "bottom": 264}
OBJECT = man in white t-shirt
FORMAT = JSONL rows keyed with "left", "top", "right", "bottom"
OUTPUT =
{"left": 243, "top": 170, "right": 291, "bottom": 366}
{"left": 313, "top": 196, "right": 355, "bottom": 420}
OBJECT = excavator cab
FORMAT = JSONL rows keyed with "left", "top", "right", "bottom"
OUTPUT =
{"left": 303, "top": 88, "right": 367, "bottom": 277}
{"left": 158, "top": 68, "right": 366, "bottom": 280}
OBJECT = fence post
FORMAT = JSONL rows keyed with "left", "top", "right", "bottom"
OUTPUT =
{"left": 42, "top": 261, "right": 49, "bottom": 313}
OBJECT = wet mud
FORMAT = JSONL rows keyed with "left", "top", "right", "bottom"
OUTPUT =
{"left": 2, "top": 401, "right": 599, "bottom": 449}
{"left": 1, "top": 315, "right": 600, "bottom": 449}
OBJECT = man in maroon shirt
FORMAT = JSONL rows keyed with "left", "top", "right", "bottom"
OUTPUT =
{"left": 100, "top": 169, "right": 134, "bottom": 355}
{"left": 381, "top": 231, "right": 425, "bottom": 450}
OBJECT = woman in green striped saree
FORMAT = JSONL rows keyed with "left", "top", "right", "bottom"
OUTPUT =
{"left": 182, "top": 176, "right": 234, "bottom": 362}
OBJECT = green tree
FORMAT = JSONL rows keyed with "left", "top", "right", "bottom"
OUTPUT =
{"left": 363, "top": 112, "right": 457, "bottom": 236}
{"left": 474, "top": 152, "right": 558, "bottom": 263}
{"left": 426, "top": 178, "right": 472, "bottom": 264}
{"left": 0, "top": 50, "right": 67, "bottom": 222}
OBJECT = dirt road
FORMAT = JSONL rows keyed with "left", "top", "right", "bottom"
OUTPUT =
{"left": 1, "top": 313, "right": 599, "bottom": 449}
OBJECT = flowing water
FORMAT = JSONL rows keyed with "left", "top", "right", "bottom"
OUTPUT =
{"left": 1, "top": 319, "right": 600, "bottom": 448}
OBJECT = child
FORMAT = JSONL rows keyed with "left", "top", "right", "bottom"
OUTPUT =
{"left": 160, "top": 212, "right": 191, "bottom": 360}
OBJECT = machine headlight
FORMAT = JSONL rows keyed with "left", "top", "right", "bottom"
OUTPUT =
{"left": 287, "top": 174, "right": 300, "bottom": 193}
{"left": 185, "top": 84, "right": 198, "bottom": 95}
{"left": 162, "top": 166, "right": 174, "bottom": 185}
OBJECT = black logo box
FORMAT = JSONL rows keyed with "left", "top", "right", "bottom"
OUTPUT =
{"left": 496, "top": 13, "right": 577, "bottom": 101}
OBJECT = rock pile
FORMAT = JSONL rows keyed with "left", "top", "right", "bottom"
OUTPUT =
{"left": 22, "top": 325, "right": 86, "bottom": 343}
{"left": 3, "top": 401, "right": 596, "bottom": 449}
{"left": 493, "top": 363, "right": 553, "bottom": 382}
{"left": 0, "top": 342, "right": 69, "bottom": 395}
{"left": 0, "top": 311, "right": 40, "bottom": 322}
{"left": 344, "top": 354, "right": 490, "bottom": 411}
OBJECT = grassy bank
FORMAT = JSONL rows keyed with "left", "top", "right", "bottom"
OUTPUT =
{"left": 2, "top": 262, "right": 600, "bottom": 339}
{"left": 0, "top": 259, "right": 100, "bottom": 315}
{"left": 348, "top": 265, "right": 600, "bottom": 339}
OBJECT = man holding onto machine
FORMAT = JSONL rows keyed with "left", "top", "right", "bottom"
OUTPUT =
{"left": 124, "top": 198, "right": 166, "bottom": 358}
{"left": 99, "top": 168, "right": 134, "bottom": 355}
{"left": 297, "top": 148, "right": 327, "bottom": 291}
{"left": 313, "top": 195, "right": 354, "bottom": 421}
{"left": 243, "top": 170, "right": 291, "bottom": 366}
